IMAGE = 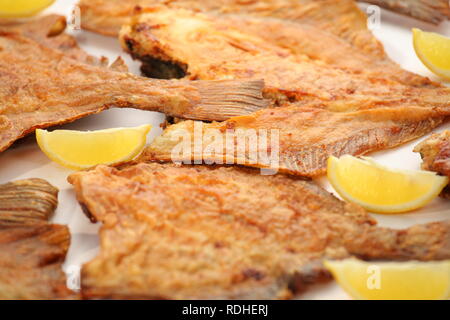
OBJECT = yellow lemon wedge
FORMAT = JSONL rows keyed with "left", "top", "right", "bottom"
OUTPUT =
{"left": 413, "top": 28, "right": 450, "bottom": 80}
{"left": 324, "top": 259, "right": 450, "bottom": 300}
{"left": 0, "top": 0, "right": 55, "bottom": 18}
{"left": 36, "top": 125, "right": 151, "bottom": 170}
{"left": 327, "top": 155, "right": 448, "bottom": 214}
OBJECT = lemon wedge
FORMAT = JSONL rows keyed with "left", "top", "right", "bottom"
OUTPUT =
{"left": 413, "top": 28, "right": 450, "bottom": 80}
{"left": 0, "top": 0, "right": 55, "bottom": 18}
{"left": 324, "top": 259, "right": 450, "bottom": 300}
{"left": 36, "top": 125, "right": 151, "bottom": 170}
{"left": 327, "top": 155, "right": 448, "bottom": 214}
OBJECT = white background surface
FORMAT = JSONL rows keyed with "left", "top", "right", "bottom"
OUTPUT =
{"left": 0, "top": 0, "right": 449, "bottom": 299}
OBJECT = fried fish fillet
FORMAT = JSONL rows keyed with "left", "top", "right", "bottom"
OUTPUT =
{"left": 142, "top": 106, "right": 447, "bottom": 177}
{"left": 0, "top": 15, "right": 121, "bottom": 69}
{"left": 78, "top": 0, "right": 450, "bottom": 40}
{"left": 122, "top": 8, "right": 450, "bottom": 176}
{"left": 0, "top": 16, "right": 266, "bottom": 154}
{"left": 68, "top": 163, "right": 450, "bottom": 299}
{"left": 120, "top": 8, "right": 446, "bottom": 102}
{"left": 0, "top": 178, "right": 74, "bottom": 299}
{"left": 414, "top": 130, "right": 450, "bottom": 198}
{"left": 79, "top": 0, "right": 385, "bottom": 57}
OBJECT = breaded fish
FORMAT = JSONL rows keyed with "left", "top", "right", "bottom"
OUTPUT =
{"left": 78, "top": 0, "right": 450, "bottom": 48}
{"left": 0, "top": 178, "right": 74, "bottom": 299}
{"left": 142, "top": 106, "right": 447, "bottom": 177}
{"left": 414, "top": 130, "right": 450, "bottom": 198}
{"left": 121, "top": 8, "right": 450, "bottom": 176}
{"left": 120, "top": 8, "right": 447, "bottom": 102}
{"left": 69, "top": 163, "right": 450, "bottom": 299}
{"left": 79, "top": 0, "right": 385, "bottom": 57}
{"left": 0, "top": 16, "right": 266, "bottom": 154}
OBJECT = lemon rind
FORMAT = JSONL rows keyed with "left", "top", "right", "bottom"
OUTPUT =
{"left": 36, "top": 124, "right": 151, "bottom": 170}
{"left": 324, "top": 259, "right": 450, "bottom": 300}
{"left": 0, "top": 0, "right": 55, "bottom": 18}
{"left": 327, "top": 155, "right": 449, "bottom": 214}
{"left": 413, "top": 28, "right": 450, "bottom": 81}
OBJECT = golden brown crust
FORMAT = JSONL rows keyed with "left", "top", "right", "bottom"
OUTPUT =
{"left": 0, "top": 225, "right": 73, "bottom": 300}
{"left": 415, "top": 131, "right": 450, "bottom": 175}
{"left": 79, "top": 0, "right": 385, "bottom": 58}
{"left": 0, "top": 178, "right": 74, "bottom": 300}
{"left": 414, "top": 130, "right": 450, "bottom": 198}
{"left": 69, "top": 163, "right": 450, "bottom": 299}
{"left": 0, "top": 16, "right": 266, "bottom": 153}
{"left": 121, "top": 8, "right": 438, "bottom": 91}
{"left": 344, "top": 220, "right": 450, "bottom": 261}
{"left": 68, "top": 163, "right": 368, "bottom": 299}
{"left": 143, "top": 107, "right": 446, "bottom": 177}
{"left": 123, "top": 8, "right": 450, "bottom": 177}
{"left": 0, "top": 15, "right": 111, "bottom": 67}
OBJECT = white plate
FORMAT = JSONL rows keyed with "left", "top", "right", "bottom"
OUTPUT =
{"left": 0, "top": 0, "right": 449, "bottom": 299}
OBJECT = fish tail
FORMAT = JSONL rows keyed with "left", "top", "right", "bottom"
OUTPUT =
{"left": 185, "top": 79, "right": 269, "bottom": 121}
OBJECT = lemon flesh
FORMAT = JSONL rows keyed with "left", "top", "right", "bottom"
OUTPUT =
{"left": 327, "top": 155, "right": 448, "bottom": 213}
{"left": 413, "top": 28, "right": 450, "bottom": 80}
{"left": 325, "top": 259, "right": 450, "bottom": 300}
{"left": 0, "top": 0, "right": 55, "bottom": 18}
{"left": 36, "top": 125, "right": 151, "bottom": 170}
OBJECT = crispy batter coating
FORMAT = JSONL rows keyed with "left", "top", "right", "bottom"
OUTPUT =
{"left": 121, "top": 8, "right": 440, "bottom": 91}
{"left": 78, "top": 0, "right": 450, "bottom": 40}
{"left": 69, "top": 163, "right": 450, "bottom": 299}
{"left": 0, "top": 16, "right": 266, "bottom": 153}
{"left": 414, "top": 131, "right": 450, "bottom": 198}
{"left": 143, "top": 106, "right": 446, "bottom": 177}
{"left": 0, "top": 15, "right": 106, "bottom": 66}
{"left": 122, "top": 8, "right": 450, "bottom": 176}
{"left": 79, "top": 0, "right": 385, "bottom": 57}
{"left": 0, "top": 178, "right": 74, "bottom": 299}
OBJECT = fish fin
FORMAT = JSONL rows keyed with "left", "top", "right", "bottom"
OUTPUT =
{"left": 0, "top": 178, "right": 58, "bottom": 227}
{"left": 184, "top": 80, "right": 269, "bottom": 121}
{"left": 345, "top": 220, "right": 450, "bottom": 261}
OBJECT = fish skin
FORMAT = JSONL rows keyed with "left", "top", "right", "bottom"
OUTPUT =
{"left": 122, "top": 7, "right": 450, "bottom": 176}
{"left": 141, "top": 106, "right": 447, "bottom": 177}
{"left": 120, "top": 8, "right": 450, "bottom": 108}
{"left": 68, "top": 163, "right": 450, "bottom": 299}
{"left": 79, "top": 0, "right": 385, "bottom": 57}
{"left": 0, "top": 178, "right": 74, "bottom": 299}
{"left": 77, "top": 0, "right": 449, "bottom": 39}
{"left": 365, "top": 0, "right": 450, "bottom": 24}
{"left": 414, "top": 130, "right": 450, "bottom": 198}
{"left": 0, "top": 15, "right": 116, "bottom": 68}
{"left": 191, "top": 13, "right": 436, "bottom": 88}
{"left": 0, "top": 16, "right": 266, "bottom": 153}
